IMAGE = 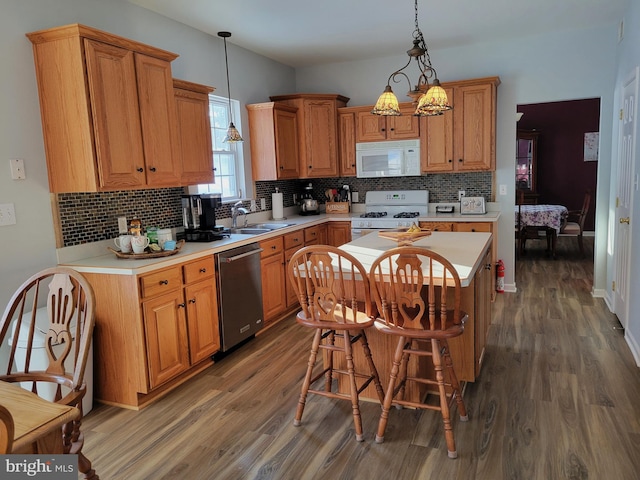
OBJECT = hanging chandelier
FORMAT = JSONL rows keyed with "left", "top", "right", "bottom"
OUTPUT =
{"left": 218, "top": 31, "right": 243, "bottom": 143}
{"left": 372, "top": 0, "right": 451, "bottom": 117}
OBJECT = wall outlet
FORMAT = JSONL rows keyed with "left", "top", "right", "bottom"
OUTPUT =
{"left": 117, "top": 216, "right": 128, "bottom": 233}
{"left": 0, "top": 203, "right": 16, "bottom": 226}
{"left": 352, "top": 191, "right": 359, "bottom": 203}
{"left": 10, "top": 159, "right": 26, "bottom": 180}
{"left": 250, "top": 199, "right": 257, "bottom": 212}
{"left": 458, "top": 190, "right": 466, "bottom": 201}
{"left": 260, "top": 198, "right": 266, "bottom": 210}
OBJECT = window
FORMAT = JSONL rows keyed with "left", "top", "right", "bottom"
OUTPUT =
{"left": 192, "top": 94, "right": 246, "bottom": 201}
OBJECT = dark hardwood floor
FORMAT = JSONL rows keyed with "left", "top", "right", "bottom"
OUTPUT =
{"left": 82, "top": 236, "right": 640, "bottom": 479}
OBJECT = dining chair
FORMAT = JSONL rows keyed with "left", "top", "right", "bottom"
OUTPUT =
{"left": 0, "top": 404, "right": 14, "bottom": 453}
{"left": 288, "top": 245, "right": 385, "bottom": 442}
{"left": 369, "top": 247, "right": 468, "bottom": 458}
{"left": 515, "top": 188, "right": 525, "bottom": 256}
{"left": 0, "top": 267, "right": 98, "bottom": 479}
{"left": 560, "top": 190, "right": 591, "bottom": 257}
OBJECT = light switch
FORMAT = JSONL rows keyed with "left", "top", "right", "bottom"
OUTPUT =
{"left": 10, "top": 159, "right": 25, "bottom": 180}
{"left": 499, "top": 184, "right": 507, "bottom": 195}
{"left": 0, "top": 203, "right": 16, "bottom": 226}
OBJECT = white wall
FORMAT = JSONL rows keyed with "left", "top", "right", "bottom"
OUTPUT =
{"left": 0, "top": 0, "right": 295, "bottom": 311}
{"left": 612, "top": 1, "right": 640, "bottom": 364}
{"left": 295, "top": 25, "right": 619, "bottom": 294}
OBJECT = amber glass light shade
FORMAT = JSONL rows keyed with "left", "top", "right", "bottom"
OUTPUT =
{"left": 414, "top": 82, "right": 452, "bottom": 117}
{"left": 223, "top": 122, "right": 243, "bottom": 143}
{"left": 371, "top": 85, "right": 401, "bottom": 116}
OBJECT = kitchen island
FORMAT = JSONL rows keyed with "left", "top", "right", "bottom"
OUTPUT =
{"left": 337, "top": 231, "right": 494, "bottom": 401}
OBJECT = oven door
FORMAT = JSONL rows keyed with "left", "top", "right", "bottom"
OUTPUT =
{"left": 351, "top": 228, "right": 379, "bottom": 240}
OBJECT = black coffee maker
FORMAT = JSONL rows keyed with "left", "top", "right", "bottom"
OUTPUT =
{"left": 181, "top": 193, "right": 226, "bottom": 242}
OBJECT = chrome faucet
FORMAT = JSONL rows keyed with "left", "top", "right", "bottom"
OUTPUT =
{"left": 231, "top": 200, "right": 250, "bottom": 228}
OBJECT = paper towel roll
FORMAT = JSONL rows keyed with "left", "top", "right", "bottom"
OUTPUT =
{"left": 272, "top": 192, "right": 284, "bottom": 220}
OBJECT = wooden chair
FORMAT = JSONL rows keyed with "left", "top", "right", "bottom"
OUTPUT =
{"left": 288, "top": 245, "right": 384, "bottom": 442}
{"left": 0, "top": 267, "right": 98, "bottom": 479}
{"left": 515, "top": 188, "right": 525, "bottom": 256}
{"left": 560, "top": 190, "right": 591, "bottom": 257}
{"left": 0, "top": 405, "right": 14, "bottom": 453}
{"left": 369, "top": 247, "right": 468, "bottom": 458}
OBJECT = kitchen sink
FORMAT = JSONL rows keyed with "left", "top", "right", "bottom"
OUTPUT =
{"left": 229, "top": 223, "right": 293, "bottom": 235}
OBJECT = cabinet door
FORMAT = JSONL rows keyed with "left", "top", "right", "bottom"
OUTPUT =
{"left": 388, "top": 105, "right": 420, "bottom": 139}
{"left": 423, "top": 87, "right": 455, "bottom": 173}
{"left": 474, "top": 247, "right": 492, "bottom": 376}
{"left": 274, "top": 107, "right": 300, "bottom": 179}
{"left": 356, "top": 111, "right": 386, "bottom": 142}
{"left": 285, "top": 247, "right": 300, "bottom": 308}
{"left": 327, "top": 222, "right": 352, "bottom": 246}
{"left": 135, "top": 54, "right": 182, "bottom": 186}
{"left": 175, "top": 85, "right": 214, "bottom": 185}
{"left": 185, "top": 280, "right": 220, "bottom": 363}
{"left": 142, "top": 289, "right": 190, "bottom": 389}
{"left": 338, "top": 111, "right": 357, "bottom": 176}
{"left": 260, "top": 252, "right": 286, "bottom": 325}
{"left": 303, "top": 99, "right": 340, "bottom": 177}
{"left": 84, "top": 39, "right": 147, "bottom": 189}
{"left": 454, "top": 83, "right": 494, "bottom": 171}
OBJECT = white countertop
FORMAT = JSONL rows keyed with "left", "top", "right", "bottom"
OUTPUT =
{"left": 339, "top": 231, "right": 492, "bottom": 287}
{"left": 58, "top": 210, "right": 497, "bottom": 276}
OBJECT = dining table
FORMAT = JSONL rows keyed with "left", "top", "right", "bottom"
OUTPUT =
{"left": 515, "top": 204, "right": 569, "bottom": 258}
{"left": 0, "top": 380, "right": 80, "bottom": 454}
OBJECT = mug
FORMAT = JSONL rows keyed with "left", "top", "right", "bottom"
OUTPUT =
{"left": 114, "top": 234, "right": 133, "bottom": 253}
{"left": 162, "top": 240, "right": 177, "bottom": 251}
{"left": 131, "top": 235, "right": 150, "bottom": 254}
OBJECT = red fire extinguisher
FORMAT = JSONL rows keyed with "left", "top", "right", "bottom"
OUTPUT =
{"left": 496, "top": 260, "right": 505, "bottom": 293}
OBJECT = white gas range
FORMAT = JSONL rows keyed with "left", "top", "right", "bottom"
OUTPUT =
{"left": 351, "top": 190, "right": 429, "bottom": 239}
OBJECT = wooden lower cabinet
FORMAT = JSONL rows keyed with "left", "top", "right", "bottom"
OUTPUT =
{"left": 83, "top": 255, "right": 220, "bottom": 409}
{"left": 419, "top": 221, "right": 454, "bottom": 232}
{"left": 327, "top": 221, "right": 352, "bottom": 246}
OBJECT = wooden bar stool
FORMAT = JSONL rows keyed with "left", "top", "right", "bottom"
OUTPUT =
{"left": 288, "top": 245, "right": 384, "bottom": 441}
{"left": 369, "top": 247, "right": 468, "bottom": 458}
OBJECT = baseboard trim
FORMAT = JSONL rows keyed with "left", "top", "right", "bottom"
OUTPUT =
{"left": 625, "top": 330, "right": 640, "bottom": 367}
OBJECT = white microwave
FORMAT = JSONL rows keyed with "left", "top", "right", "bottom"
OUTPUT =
{"left": 355, "top": 139, "right": 421, "bottom": 178}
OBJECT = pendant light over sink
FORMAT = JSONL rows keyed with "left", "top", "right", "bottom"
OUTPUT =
{"left": 372, "top": 0, "right": 451, "bottom": 117}
{"left": 218, "top": 31, "right": 243, "bottom": 143}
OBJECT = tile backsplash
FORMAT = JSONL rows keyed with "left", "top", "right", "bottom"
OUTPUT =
{"left": 57, "top": 172, "right": 492, "bottom": 247}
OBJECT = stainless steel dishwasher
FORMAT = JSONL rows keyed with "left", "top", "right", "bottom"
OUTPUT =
{"left": 216, "top": 243, "right": 264, "bottom": 352}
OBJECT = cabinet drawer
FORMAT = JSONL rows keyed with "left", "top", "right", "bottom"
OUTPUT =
{"left": 139, "top": 266, "right": 182, "bottom": 299}
{"left": 419, "top": 222, "right": 454, "bottom": 232}
{"left": 454, "top": 222, "right": 492, "bottom": 233}
{"left": 304, "top": 225, "right": 321, "bottom": 244}
{"left": 284, "top": 231, "right": 304, "bottom": 250}
{"left": 183, "top": 256, "right": 215, "bottom": 284}
{"left": 260, "top": 236, "right": 284, "bottom": 258}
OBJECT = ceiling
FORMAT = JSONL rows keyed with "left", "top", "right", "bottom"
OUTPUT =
{"left": 127, "top": 0, "right": 628, "bottom": 68}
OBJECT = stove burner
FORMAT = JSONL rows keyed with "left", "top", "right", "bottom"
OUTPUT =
{"left": 361, "top": 212, "right": 388, "bottom": 218}
{"left": 393, "top": 212, "right": 420, "bottom": 218}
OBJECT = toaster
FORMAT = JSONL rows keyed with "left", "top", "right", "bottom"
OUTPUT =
{"left": 460, "top": 197, "right": 486, "bottom": 215}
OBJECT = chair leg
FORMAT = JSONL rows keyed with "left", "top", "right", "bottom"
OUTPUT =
{"left": 358, "top": 330, "right": 385, "bottom": 404}
{"left": 441, "top": 339, "right": 468, "bottom": 422}
{"left": 431, "top": 339, "right": 457, "bottom": 459}
{"left": 325, "top": 330, "right": 335, "bottom": 392}
{"left": 577, "top": 234, "right": 585, "bottom": 257}
{"left": 343, "top": 330, "right": 364, "bottom": 442}
{"left": 294, "top": 328, "right": 322, "bottom": 427}
{"left": 376, "top": 336, "right": 406, "bottom": 444}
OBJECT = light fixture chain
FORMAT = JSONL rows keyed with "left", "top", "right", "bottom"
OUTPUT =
{"left": 222, "top": 36, "right": 233, "bottom": 123}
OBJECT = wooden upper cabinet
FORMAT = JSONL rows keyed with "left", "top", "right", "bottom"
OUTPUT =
{"left": 423, "top": 77, "right": 499, "bottom": 173}
{"left": 355, "top": 103, "right": 420, "bottom": 142}
{"left": 247, "top": 102, "right": 300, "bottom": 180}
{"left": 338, "top": 110, "right": 356, "bottom": 176}
{"left": 174, "top": 79, "right": 215, "bottom": 185}
{"left": 270, "top": 94, "right": 349, "bottom": 178}
{"left": 26, "top": 23, "right": 181, "bottom": 192}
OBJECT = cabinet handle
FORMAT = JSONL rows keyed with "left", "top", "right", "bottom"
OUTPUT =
{"left": 279, "top": 165, "right": 284, "bottom": 170}
{"left": 308, "top": 165, "right": 312, "bottom": 169}
{"left": 189, "top": 298, "right": 196, "bottom": 304}
{"left": 390, "top": 127, "right": 395, "bottom": 131}
{"left": 160, "top": 280, "right": 169, "bottom": 285}
{"left": 458, "top": 159, "right": 463, "bottom": 163}
{"left": 178, "top": 303, "right": 186, "bottom": 308}
{"left": 448, "top": 159, "right": 452, "bottom": 163}
{"left": 381, "top": 128, "right": 386, "bottom": 132}
{"left": 137, "top": 167, "right": 144, "bottom": 172}
{"left": 199, "top": 268, "right": 207, "bottom": 273}
{"left": 149, "top": 167, "right": 157, "bottom": 172}
{"left": 485, "top": 263, "right": 492, "bottom": 270}
{"left": 471, "top": 228, "right": 476, "bottom": 232}
{"left": 271, "top": 245, "right": 277, "bottom": 250}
